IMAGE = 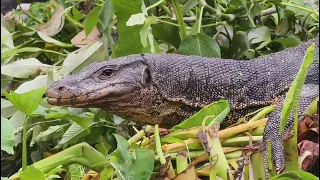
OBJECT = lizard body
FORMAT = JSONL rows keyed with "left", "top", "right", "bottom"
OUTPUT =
{"left": 46, "top": 37, "right": 319, "bottom": 176}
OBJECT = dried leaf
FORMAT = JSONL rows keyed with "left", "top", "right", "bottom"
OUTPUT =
{"left": 71, "top": 26, "right": 101, "bottom": 47}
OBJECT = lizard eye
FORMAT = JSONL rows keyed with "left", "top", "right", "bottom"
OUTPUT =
{"left": 102, "top": 69, "right": 114, "bottom": 77}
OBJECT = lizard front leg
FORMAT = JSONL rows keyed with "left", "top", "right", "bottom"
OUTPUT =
{"left": 261, "top": 84, "right": 319, "bottom": 179}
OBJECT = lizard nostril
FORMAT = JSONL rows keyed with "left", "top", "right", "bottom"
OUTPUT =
{"left": 57, "top": 86, "right": 66, "bottom": 91}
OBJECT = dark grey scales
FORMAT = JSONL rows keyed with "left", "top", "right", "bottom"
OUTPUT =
{"left": 46, "top": 37, "right": 319, "bottom": 178}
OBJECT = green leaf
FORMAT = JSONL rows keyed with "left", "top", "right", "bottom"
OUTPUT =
{"left": 248, "top": 26, "right": 271, "bottom": 49}
{"left": 279, "top": 43, "right": 315, "bottom": 134}
{"left": 20, "top": 165, "right": 44, "bottom": 180}
{"left": 172, "top": 100, "right": 230, "bottom": 131}
{"left": 178, "top": 33, "right": 221, "bottom": 58}
{"left": 84, "top": 6, "right": 102, "bottom": 36}
{"left": 270, "top": 171, "right": 318, "bottom": 180}
{"left": 1, "top": 116, "right": 14, "bottom": 154}
{"left": 46, "top": 109, "right": 89, "bottom": 130}
{"left": 230, "top": 31, "right": 249, "bottom": 59}
{"left": 152, "top": 23, "right": 181, "bottom": 49}
{"left": 1, "top": 86, "right": 47, "bottom": 115}
{"left": 112, "top": 0, "right": 149, "bottom": 57}
{"left": 111, "top": 134, "right": 154, "bottom": 180}
{"left": 72, "top": 7, "right": 84, "bottom": 21}
{"left": 272, "top": 35, "right": 301, "bottom": 48}
{"left": 95, "top": 136, "right": 112, "bottom": 156}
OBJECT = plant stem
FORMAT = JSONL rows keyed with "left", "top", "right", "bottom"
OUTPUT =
{"left": 171, "top": 0, "right": 187, "bottom": 39}
{"left": 146, "top": 0, "right": 166, "bottom": 11}
{"left": 198, "top": 5, "right": 205, "bottom": 33}
{"left": 156, "top": 19, "right": 180, "bottom": 27}
{"left": 201, "top": 21, "right": 227, "bottom": 28}
{"left": 199, "top": 0, "right": 236, "bottom": 21}
{"left": 159, "top": 4, "right": 173, "bottom": 17}
{"left": 155, "top": 124, "right": 166, "bottom": 164}
{"left": 128, "top": 125, "right": 152, "bottom": 145}
{"left": 22, "top": 116, "right": 31, "bottom": 170}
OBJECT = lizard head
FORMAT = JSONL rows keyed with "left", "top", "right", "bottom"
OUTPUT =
{"left": 46, "top": 54, "right": 152, "bottom": 108}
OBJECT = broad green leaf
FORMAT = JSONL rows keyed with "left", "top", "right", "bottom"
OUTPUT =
{"left": 112, "top": 0, "right": 149, "bottom": 57}
{"left": 72, "top": 7, "right": 84, "bottom": 21}
{"left": 31, "top": 125, "right": 69, "bottom": 145}
{"left": 84, "top": 6, "right": 102, "bottom": 36}
{"left": 172, "top": 100, "right": 230, "bottom": 131}
{"left": 95, "top": 136, "right": 112, "bottom": 156}
{"left": 1, "top": 58, "right": 56, "bottom": 78}
{"left": 279, "top": 43, "right": 315, "bottom": 134}
{"left": 272, "top": 35, "right": 301, "bottom": 48}
{"left": 230, "top": 31, "right": 249, "bottom": 59}
{"left": 178, "top": 33, "right": 221, "bottom": 58}
{"left": 20, "top": 165, "right": 44, "bottom": 180}
{"left": 152, "top": 23, "right": 181, "bottom": 49}
{"left": 15, "top": 75, "right": 53, "bottom": 94}
{"left": 53, "top": 120, "right": 96, "bottom": 149}
{"left": 126, "top": 13, "right": 146, "bottom": 26}
{"left": 270, "top": 171, "right": 318, "bottom": 180}
{"left": 1, "top": 116, "right": 14, "bottom": 154}
{"left": 248, "top": 26, "right": 271, "bottom": 49}
{"left": 1, "top": 86, "right": 47, "bottom": 115}
{"left": 111, "top": 134, "right": 154, "bottom": 180}
{"left": 46, "top": 109, "right": 89, "bottom": 130}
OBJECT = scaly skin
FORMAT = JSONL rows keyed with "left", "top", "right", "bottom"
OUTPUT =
{"left": 46, "top": 38, "right": 319, "bottom": 177}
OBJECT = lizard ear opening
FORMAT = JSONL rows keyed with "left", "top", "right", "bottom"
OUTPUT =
{"left": 143, "top": 67, "right": 151, "bottom": 84}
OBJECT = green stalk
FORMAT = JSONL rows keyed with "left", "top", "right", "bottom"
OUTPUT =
{"left": 128, "top": 125, "right": 152, "bottom": 145}
{"left": 198, "top": 125, "right": 233, "bottom": 180}
{"left": 198, "top": 5, "right": 205, "bottom": 33}
{"left": 250, "top": 152, "right": 266, "bottom": 180}
{"left": 159, "top": 4, "right": 173, "bottom": 17}
{"left": 244, "top": 163, "right": 250, "bottom": 180}
{"left": 10, "top": 142, "right": 107, "bottom": 180}
{"left": 146, "top": 0, "right": 166, "bottom": 11}
{"left": 221, "top": 136, "right": 262, "bottom": 147}
{"left": 171, "top": 0, "right": 187, "bottom": 39}
{"left": 22, "top": 116, "right": 31, "bottom": 170}
{"left": 248, "top": 105, "right": 276, "bottom": 122}
{"left": 199, "top": 0, "right": 236, "bottom": 21}
{"left": 209, "top": 166, "right": 216, "bottom": 180}
{"left": 176, "top": 151, "right": 189, "bottom": 173}
{"left": 156, "top": 19, "right": 180, "bottom": 27}
{"left": 284, "top": 104, "right": 299, "bottom": 171}
{"left": 155, "top": 124, "right": 166, "bottom": 165}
